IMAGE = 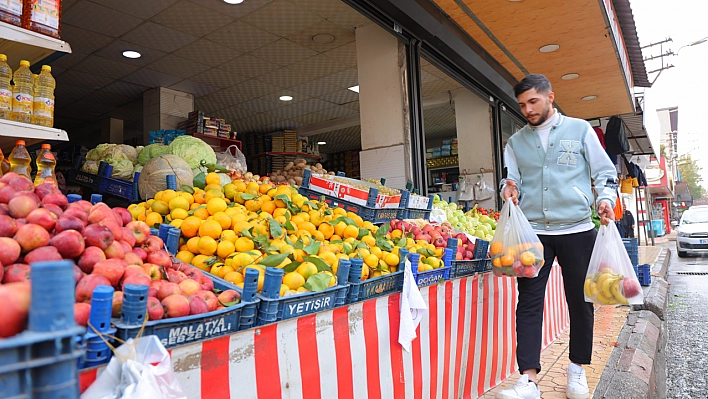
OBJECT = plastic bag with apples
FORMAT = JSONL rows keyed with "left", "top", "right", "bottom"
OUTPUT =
{"left": 489, "top": 198, "right": 544, "bottom": 278}
{"left": 584, "top": 223, "right": 644, "bottom": 305}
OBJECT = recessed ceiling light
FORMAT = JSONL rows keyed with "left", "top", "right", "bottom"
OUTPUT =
{"left": 312, "top": 33, "right": 335, "bottom": 44}
{"left": 539, "top": 44, "right": 560, "bottom": 53}
{"left": 348, "top": 85, "right": 359, "bottom": 93}
{"left": 317, "top": 141, "right": 326, "bottom": 145}
{"left": 279, "top": 95, "right": 293, "bottom": 101}
{"left": 581, "top": 95, "right": 598, "bottom": 101}
{"left": 223, "top": 0, "right": 244, "bottom": 4}
{"left": 122, "top": 50, "right": 141, "bottom": 59}
{"left": 561, "top": 73, "right": 579, "bottom": 80}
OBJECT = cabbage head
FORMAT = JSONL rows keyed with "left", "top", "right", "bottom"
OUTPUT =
{"left": 85, "top": 148, "right": 101, "bottom": 161}
{"left": 101, "top": 145, "right": 129, "bottom": 161}
{"left": 139, "top": 155, "right": 193, "bottom": 200}
{"left": 133, "top": 164, "right": 143, "bottom": 174}
{"left": 105, "top": 158, "right": 134, "bottom": 181}
{"left": 138, "top": 144, "right": 170, "bottom": 165}
{"left": 118, "top": 144, "right": 139, "bottom": 164}
{"left": 82, "top": 160, "right": 99, "bottom": 174}
{"left": 168, "top": 135, "right": 216, "bottom": 170}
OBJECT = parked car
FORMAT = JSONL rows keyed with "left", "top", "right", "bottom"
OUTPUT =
{"left": 676, "top": 207, "right": 708, "bottom": 257}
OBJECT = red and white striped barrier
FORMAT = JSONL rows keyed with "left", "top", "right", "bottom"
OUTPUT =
{"left": 80, "top": 267, "right": 569, "bottom": 398}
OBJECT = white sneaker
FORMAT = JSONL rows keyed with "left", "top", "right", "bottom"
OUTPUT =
{"left": 496, "top": 374, "right": 540, "bottom": 399}
{"left": 566, "top": 363, "right": 589, "bottom": 399}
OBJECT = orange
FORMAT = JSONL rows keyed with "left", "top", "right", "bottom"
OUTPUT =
{"left": 261, "top": 201, "right": 276, "bottom": 215}
{"left": 145, "top": 212, "right": 163, "bottom": 227}
{"left": 500, "top": 254, "right": 514, "bottom": 267}
{"left": 151, "top": 200, "right": 169, "bottom": 215}
{"left": 197, "top": 236, "right": 218, "bottom": 255}
{"left": 318, "top": 223, "right": 334, "bottom": 239}
{"left": 361, "top": 234, "right": 376, "bottom": 248}
{"left": 176, "top": 250, "right": 195, "bottom": 264}
{"left": 235, "top": 237, "right": 255, "bottom": 252}
{"left": 179, "top": 191, "right": 195, "bottom": 205}
{"left": 217, "top": 240, "right": 236, "bottom": 259}
{"left": 343, "top": 224, "right": 360, "bottom": 239}
{"left": 520, "top": 251, "right": 536, "bottom": 266}
{"left": 384, "top": 253, "right": 400, "bottom": 267}
{"left": 313, "top": 231, "right": 325, "bottom": 242}
{"left": 224, "top": 271, "right": 245, "bottom": 285}
{"left": 490, "top": 241, "right": 504, "bottom": 256}
{"left": 299, "top": 221, "right": 317, "bottom": 235}
{"left": 181, "top": 216, "right": 202, "bottom": 238}
{"left": 206, "top": 172, "right": 221, "bottom": 186}
{"left": 192, "top": 254, "right": 212, "bottom": 271}
{"left": 245, "top": 199, "right": 262, "bottom": 212}
{"left": 193, "top": 207, "right": 210, "bottom": 220}
{"left": 492, "top": 257, "right": 502, "bottom": 267}
{"left": 259, "top": 183, "right": 272, "bottom": 195}
{"left": 333, "top": 221, "right": 347, "bottom": 237}
{"left": 364, "top": 254, "right": 379, "bottom": 268}
{"left": 194, "top": 190, "right": 207, "bottom": 204}
{"left": 212, "top": 211, "right": 232, "bottom": 230}
{"left": 199, "top": 220, "right": 222, "bottom": 239}
{"left": 186, "top": 237, "right": 201, "bottom": 254}
{"left": 207, "top": 197, "right": 227, "bottom": 216}
{"left": 168, "top": 196, "right": 190, "bottom": 212}
{"left": 283, "top": 272, "right": 305, "bottom": 290}
{"left": 296, "top": 262, "right": 318, "bottom": 280}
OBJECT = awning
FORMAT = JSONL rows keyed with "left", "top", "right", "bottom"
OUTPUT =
{"left": 648, "top": 186, "right": 673, "bottom": 198}
{"left": 675, "top": 181, "right": 692, "bottom": 202}
{"left": 619, "top": 112, "right": 655, "bottom": 156}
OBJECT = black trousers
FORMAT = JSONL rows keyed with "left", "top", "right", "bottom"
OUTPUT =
{"left": 516, "top": 229, "right": 596, "bottom": 373}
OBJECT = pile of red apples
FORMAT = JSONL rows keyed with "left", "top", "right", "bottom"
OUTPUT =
{"left": 0, "top": 173, "right": 241, "bottom": 339}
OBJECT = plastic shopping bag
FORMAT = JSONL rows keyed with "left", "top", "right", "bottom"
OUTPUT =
{"left": 584, "top": 223, "right": 644, "bottom": 305}
{"left": 489, "top": 198, "right": 544, "bottom": 278}
{"left": 81, "top": 336, "right": 186, "bottom": 399}
{"left": 215, "top": 144, "right": 247, "bottom": 175}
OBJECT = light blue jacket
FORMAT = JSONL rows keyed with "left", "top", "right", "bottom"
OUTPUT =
{"left": 504, "top": 113, "right": 618, "bottom": 231}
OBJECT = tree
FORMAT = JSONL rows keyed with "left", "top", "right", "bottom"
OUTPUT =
{"left": 678, "top": 154, "right": 707, "bottom": 199}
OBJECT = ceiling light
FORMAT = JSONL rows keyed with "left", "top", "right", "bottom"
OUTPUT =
{"left": 279, "top": 95, "right": 293, "bottom": 101}
{"left": 581, "top": 95, "right": 598, "bottom": 101}
{"left": 561, "top": 73, "right": 579, "bottom": 80}
{"left": 317, "top": 141, "right": 326, "bottom": 145}
{"left": 223, "top": 0, "right": 244, "bottom": 4}
{"left": 539, "top": 44, "right": 560, "bottom": 53}
{"left": 348, "top": 85, "right": 359, "bottom": 93}
{"left": 122, "top": 50, "right": 141, "bottom": 59}
{"left": 312, "top": 33, "right": 335, "bottom": 44}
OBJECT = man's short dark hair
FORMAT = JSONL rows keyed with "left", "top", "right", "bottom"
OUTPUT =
{"left": 514, "top": 74, "right": 552, "bottom": 97}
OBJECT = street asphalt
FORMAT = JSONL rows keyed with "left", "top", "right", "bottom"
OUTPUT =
{"left": 661, "top": 241, "right": 708, "bottom": 399}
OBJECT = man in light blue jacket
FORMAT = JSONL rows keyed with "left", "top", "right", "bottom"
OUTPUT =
{"left": 496, "top": 74, "right": 617, "bottom": 399}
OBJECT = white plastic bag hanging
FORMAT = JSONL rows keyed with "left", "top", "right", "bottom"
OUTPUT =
{"left": 584, "top": 223, "right": 644, "bottom": 305}
{"left": 81, "top": 336, "right": 186, "bottom": 399}
{"left": 489, "top": 198, "right": 544, "bottom": 278}
{"left": 458, "top": 175, "right": 475, "bottom": 202}
{"left": 473, "top": 173, "right": 494, "bottom": 201}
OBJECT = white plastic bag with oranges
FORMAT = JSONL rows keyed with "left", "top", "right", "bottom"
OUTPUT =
{"left": 584, "top": 222, "right": 644, "bottom": 305}
{"left": 489, "top": 199, "right": 544, "bottom": 278}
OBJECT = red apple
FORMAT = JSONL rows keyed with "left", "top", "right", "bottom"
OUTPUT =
{"left": 25, "top": 208, "right": 58, "bottom": 233}
{"left": 63, "top": 206, "right": 88, "bottom": 225}
{"left": 70, "top": 200, "right": 92, "bottom": 213}
{"left": 143, "top": 236, "right": 163, "bottom": 254}
{"left": 112, "top": 291, "right": 124, "bottom": 318}
{"left": 157, "top": 282, "right": 181, "bottom": 301}
{"left": 0, "top": 282, "right": 31, "bottom": 337}
{"left": 132, "top": 247, "right": 147, "bottom": 262}
{"left": 522, "top": 265, "right": 537, "bottom": 278}
{"left": 162, "top": 294, "right": 190, "bottom": 318}
{"left": 123, "top": 252, "right": 143, "bottom": 266}
{"left": 192, "top": 290, "right": 218, "bottom": 312}
{"left": 122, "top": 265, "right": 148, "bottom": 279}
{"left": 147, "top": 296, "right": 164, "bottom": 320}
{"left": 512, "top": 261, "right": 524, "bottom": 276}
{"left": 41, "top": 192, "right": 69, "bottom": 209}
{"left": 188, "top": 295, "right": 209, "bottom": 315}
{"left": 92, "top": 259, "right": 127, "bottom": 287}
{"left": 126, "top": 221, "right": 150, "bottom": 245}
{"left": 217, "top": 289, "right": 241, "bottom": 306}
{"left": 121, "top": 272, "right": 151, "bottom": 289}
{"left": 147, "top": 250, "right": 171, "bottom": 269}
{"left": 88, "top": 203, "right": 115, "bottom": 225}
{"left": 34, "top": 182, "right": 57, "bottom": 200}
{"left": 0, "top": 237, "right": 21, "bottom": 265}
{"left": 74, "top": 303, "right": 91, "bottom": 327}
{"left": 8, "top": 176, "right": 33, "bottom": 192}
{"left": 50, "top": 230, "right": 86, "bottom": 259}
{"left": 78, "top": 246, "right": 106, "bottom": 274}
{"left": 14, "top": 223, "right": 50, "bottom": 253}
{"left": 24, "top": 246, "right": 62, "bottom": 264}
{"left": 100, "top": 218, "right": 123, "bottom": 242}
{"left": 2, "top": 264, "right": 30, "bottom": 283}
{"left": 74, "top": 264, "right": 84, "bottom": 285}
{"left": 8, "top": 195, "right": 38, "bottom": 219}
{"left": 83, "top": 223, "right": 114, "bottom": 250}
{"left": 179, "top": 279, "right": 201, "bottom": 297}
{"left": 0, "top": 185, "right": 17, "bottom": 204}
{"left": 0, "top": 215, "right": 18, "bottom": 237}
{"left": 55, "top": 215, "right": 85, "bottom": 234}
{"left": 76, "top": 274, "right": 112, "bottom": 302}
{"left": 622, "top": 278, "right": 642, "bottom": 298}
{"left": 121, "top": 228, "right": 136, "bottom": 247}
{"left": 41, "top": 203, "right": 63, "bottom": 218}
{"left": 167, "top": 269, "right": 187, "bottom": 285}
{"left": 0, "top": 172, "right": 19, "bottom": 184}
{"left": 104, "top": 240, "right": 125, "bottom": 260}
{"left": 142, "top": 263, "right": 163, "bottom": 280}
{"left": 149, "top": 280, "right": 164, "bottom": 298}
{"left": 119, "top": 240, "right": 132, "bottom": 255}
{"left": 113, "top": 208, "right": 132, "bottom": 226}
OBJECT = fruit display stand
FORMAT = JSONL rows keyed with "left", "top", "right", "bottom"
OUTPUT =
{"left": 78, "top": 265, "right": 571, "bottom": 398}
{"left": 68, "top": 161, "right": 140, "bottom": 203}
{"left": 451, "top": 239, "right": 493, "bottom": 278}
{"left": 409, "top": 244, "right": 454, "bottom": 287}
{"left": 299, "top": 169, "right": 402, "bottom": 224}
{"left": 399, "top": 191, "right": 435, "bottom": 220}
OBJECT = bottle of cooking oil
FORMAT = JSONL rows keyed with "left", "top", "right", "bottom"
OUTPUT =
{"left": 0, "top": 148, "right": 4, "bottom": 178}
{"left": 8, "top": 140, "right": 31, "bottom": 180}
{"left": 33, "top": 66, "right": 54, "bottom": 127}
{"left": 34, "top": 143, "right": 56, "bottom": 186}
{"left": 11, "top": 60, "right": 33, "bottom": 124}
{"left": 0, "top": 54, "right": 12, "bottom": 120}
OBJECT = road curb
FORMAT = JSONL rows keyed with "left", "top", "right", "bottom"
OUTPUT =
{"left": 593, "top": 249, "right": 670, "bottom": 399}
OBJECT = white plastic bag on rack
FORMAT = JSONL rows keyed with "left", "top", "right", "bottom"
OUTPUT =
{"left": 584, "top": 223, "right": 644, "bottom": 306}
{"left": 399, "top": 257, "right": 427, "bottom": 352}
{"left": 81, "top": 335, "right": 186, "bottom": 399}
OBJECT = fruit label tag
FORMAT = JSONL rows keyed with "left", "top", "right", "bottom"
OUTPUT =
{"left": 0, "top": 0, "right": 22, "bottom": 14}
{"left": 408, "top": 195, "right": 430, "bottom": 210}
{"left": 33, "top": 96, "right": 54, "bottom": 118}
{"left": 0, "top": 88, "right": 11, "bottom": 111}
{"left": 12, "top": 91, "right": 32, "bottom": 115}
{"left": 31, "top": 0, "right": 59, "bottom": 29}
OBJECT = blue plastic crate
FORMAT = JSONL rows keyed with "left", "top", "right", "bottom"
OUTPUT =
{"left": 347, "top": 271, "right": 404, "bottom": 303}
{"left": 451, "top": 258, "right": 493, "bottom": 279}
{"left": 77, "top": 328, "right": 117, "bottom": 370}
{"left": 98, "top": 177, "right": 135, "bottom": 201}
{"left": 397, "top": 191, "right": 434, "bottom": 220}
{"left": 257, "top": 284, "right": 349, "bottom": 325}
{"left": 0, "top": 327, "right": 85, "bottom": 399}
{"left": 299, "top": 187, "right": 400, "bottom": 224}
{"left": 474, "top": 240, "right": 490, "bottom": 260}
{"left": 112, "top": 271, "right": 259, "bottom": 349}
{"left": 637, "top": 264, "right": 651, "bottom": 286}
{"left": 409, "top": 247, "right": 453, "bottom": 287}
{"left": 68, "top": 169, "right": 101, "bottom": 191}
{"left": 623, "top": 238, "right": 639, "bottom": 267}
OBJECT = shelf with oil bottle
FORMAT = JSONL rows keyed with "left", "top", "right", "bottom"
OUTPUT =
{"left": 0, "top": 55, "right": 55, "bottom": 127}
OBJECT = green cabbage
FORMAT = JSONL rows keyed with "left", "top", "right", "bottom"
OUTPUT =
{"left": 105, "top": 158, "right": 135, "bottom": 181}
{"left": 168, "top": 135, "right": 216, "bottom": 170}
{"left": 118, "top": 144, "right": 138, "bottom": 164}
{"left": 82, "top": 160, "right": 99, "bottom": 174}
{"left": 85, "top": 149, "right": 100, "bottom": 161}
{"left": 101, "top": 145, "right": 129, "bottom": 161}
{"left": 138, "top": 144, "right": 170, "bottom": 165}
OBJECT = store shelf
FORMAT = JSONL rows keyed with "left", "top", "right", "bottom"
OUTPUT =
{"left": 0, "top": 119, "right": 68, "bottom": 152}
{"left": 0, "top": 23, "right": 71, "bottom": 67}
{"left": 266, "top": 152, "right": 321, "bottom": 160}
{"left": 428, "top": 165, "right": 459, "bottom": 172}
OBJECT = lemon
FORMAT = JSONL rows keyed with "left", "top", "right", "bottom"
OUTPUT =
{"left": 151, "top": 200, "right": 170, "bottom": 215}
{"left": 296, "top": 262, "right": 318, "bottom": 280}
{"left": 283, "top": 272, "right": 306, "bottom": 290}
{"left": 216, "top": 240, "right": 236, "bottom": 258}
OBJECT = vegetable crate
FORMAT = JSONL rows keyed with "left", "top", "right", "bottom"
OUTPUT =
{"left": 410, "top": 250, "right": 453, "bottom": 287}
{"left": 68, "top": 169, "right": 101, "bottom": 191}
{"left": 623, "top": 238, "right": 639, "bottom": 267}
{"left": 113, "top": 270, "right": 259, "bottom": 350}
{"left": 256, "top": 262, "right": 351, "bottom": 325}
{"left": 450, "top": 259, "right": 492, "bottom": 279}
{"left": 346, "top": 254, "right": 407, "bottom": 304}
{"left": 299, "top": 187, "right": 400, "bottom": 225}
{"left": 96, "top": 162, "right": 140, "bottom": 202}
{"left": 398, "top": 191, "right": 435, "bottom": 220}
{"left": 0, "top": 327, "right": 85, "bottom": 399}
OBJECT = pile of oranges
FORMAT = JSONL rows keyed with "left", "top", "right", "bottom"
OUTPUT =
{"left": 130, "top": 173, "right": 445, "bottom": 297}
{"left": 489, "top": 240, "right": 544, "bottom": 278}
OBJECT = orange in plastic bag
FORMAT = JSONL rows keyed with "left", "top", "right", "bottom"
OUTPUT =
{"left": 489, "top": 198, "right": 544, "bottom": 278}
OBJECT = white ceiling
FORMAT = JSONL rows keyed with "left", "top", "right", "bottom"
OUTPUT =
{"left": 50, "top": 0, "right": 465, "bottom": 153}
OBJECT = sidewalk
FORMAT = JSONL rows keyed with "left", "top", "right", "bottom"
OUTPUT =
{"left": 481, "top": 305, "right": 629, "bottom": 399}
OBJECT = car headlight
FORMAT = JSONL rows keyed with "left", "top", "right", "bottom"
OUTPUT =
{"left": 678, "top": 231, "right": 690, "bottom": 237}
